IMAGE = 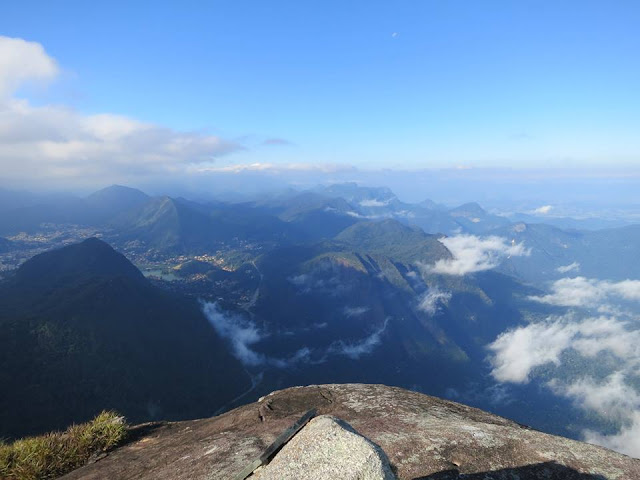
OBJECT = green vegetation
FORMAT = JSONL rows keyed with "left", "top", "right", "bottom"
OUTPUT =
{"left": 0, "top": 238, "right": 251, "bottom": 439}
{"left": 334, "top": 219, "right": 449, "bottom": 264}
{"left": 0, "top": 411, "right": 127, "bottom": 480}
{"left": 115, "top": 196, "right": 301, "bottom": 253}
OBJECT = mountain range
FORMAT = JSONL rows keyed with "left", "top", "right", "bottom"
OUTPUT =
{"left": 1, "top": 182, "right": 639, "bottom": 451}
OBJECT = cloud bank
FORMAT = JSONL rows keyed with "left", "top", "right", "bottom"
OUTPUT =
{"left": 488, "top": 310, "right": 640, "bottom": 457}
{"left": 549, "top": 372, "right": 640, "bottom": 422}
{"left": 488, "top": 314, "right": 640, "bottom": 384}
{"left": 0, "top": 36, "right": 241, "bottom": 187}
{"left": 529, "top": 277, "right": 640, "bottom": 308}
{"left": 428, "top": 235, "right": 530, "bottom": 276}
{"left": 198, "top": 162, "right": 354, "bottom": 175}
{"left": 552, "top": 373, "right": 640, "bottom": 457}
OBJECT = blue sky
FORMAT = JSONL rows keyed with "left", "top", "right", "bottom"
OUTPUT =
{"left": 1, "top": 0, "right": 640, "bottom": 187}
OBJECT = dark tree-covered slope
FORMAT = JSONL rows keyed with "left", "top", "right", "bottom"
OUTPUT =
{"left": 0, "top": 238, "right": 251, "bottom": 438}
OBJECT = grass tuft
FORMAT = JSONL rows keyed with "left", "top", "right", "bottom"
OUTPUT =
{"left": 0, "top": 411, "right": 127, "bottom": 480}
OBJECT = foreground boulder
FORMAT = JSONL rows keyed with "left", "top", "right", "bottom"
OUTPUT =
{"left": 62, "top": 384, "right": 640, "bottom": 480}
{"left": 251, "top": 415, "right": 396, "bottom": 480}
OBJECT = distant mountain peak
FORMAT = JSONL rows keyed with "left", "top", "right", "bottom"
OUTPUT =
{"left": 451, "top": 202, "right": 487, "bottom": 216}
{"left": 321, "top": 183, "right": 398, "bottom": 203}
{"left": 84, "top": 185, "right": 150, "bottom": 222}
{"left": 418, "top": 198, "right": 443, "bottom": 210}
{"left": 334, "top": 218, "right": 449, "bottom": 264}
{"left": 86, "top": 184, "right": 149, "bottom": 201}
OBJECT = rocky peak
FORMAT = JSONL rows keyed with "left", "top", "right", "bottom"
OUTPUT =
{"left": 62, "top": 384, "right": 640, "bottom": 480}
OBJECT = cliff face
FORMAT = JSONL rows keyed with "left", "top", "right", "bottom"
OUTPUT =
{"left": 62, "top": 384, "right": 639, "bottom": 480}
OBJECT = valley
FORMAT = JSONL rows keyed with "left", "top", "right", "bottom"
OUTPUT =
{"left": 2, "top": 183, "right": 638, "bottom": 455}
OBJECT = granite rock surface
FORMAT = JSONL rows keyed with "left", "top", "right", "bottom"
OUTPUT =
{"left": 250, "top": 415, "right": 396, "bottom": 480}
{"left": 61, "top": 384, "right": 640, "bottom": 480}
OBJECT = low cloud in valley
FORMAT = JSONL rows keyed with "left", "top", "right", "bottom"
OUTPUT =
{"left": 488, "top": 308, "right": 640, "bottom": 456}
{"left": 428, "top": 235, "right": 530, "bottom": 276}
{"left": 418, "top": 288, "right": 452, "bottom": 316}
{"left": 203, "top": 301, "right": 388, "bottom": 367}
{"left": 529, "top": 277, "right": 640, "bottom": 308}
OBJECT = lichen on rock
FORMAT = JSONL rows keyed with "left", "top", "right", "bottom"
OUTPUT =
{"left": 250, "top": 415, "right": 396, "bottom": 480}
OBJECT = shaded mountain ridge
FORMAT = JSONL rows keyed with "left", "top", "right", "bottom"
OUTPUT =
{"left": 0, "top": 238, "right": 251, "bottom": 439}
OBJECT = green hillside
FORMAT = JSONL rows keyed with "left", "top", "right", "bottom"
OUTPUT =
{"left": 0, "top": 238, "right": 251, "bottom": 439}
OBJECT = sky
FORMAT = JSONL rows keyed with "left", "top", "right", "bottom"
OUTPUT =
{"left": 1, "top": 0, "right": 640, "bottom": 191}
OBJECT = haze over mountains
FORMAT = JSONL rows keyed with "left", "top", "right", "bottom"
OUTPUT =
{"left": 1, "top": 182, "right": 639, "bottom": 459}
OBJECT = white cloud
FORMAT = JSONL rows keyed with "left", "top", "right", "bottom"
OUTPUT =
{"left": 288, "top": 272, "right": 329, "bottom": 295}
{"left": 327, "top": 318, "right": 389, "bottom": 359}
{"left": 612, "top": 280, "right": 640, "bottom": 301}
{"left": 288, "top": 263, "right": 356, "bottom": 298}
{"left": 488, "top": 318, "right": 577, "bottom": 383}
{"left": 0, "top": 36, "right": 240, "bottom": 186}
{"left": 551, "top": 373, "right": 640, "bottom": 457}
{"left": 195, "top": 162, "right": 354, "bottom": 174}
{"left": 202, "top": 301, "right": 265, "bottom": 366}
{"left": 488, "top": 311, "right": 640, "bottom": 458}
{"left": 488, "top": 314, "right": 640, "bottom": 384}
{"left": 529, "top": 277, "right": 607, "bottom": 308}
{"left": 345, "top": 210, "right": 365, "bottom": 218}
{"left": 556, "top": 262, "right": 580, "bottom": 274}
{"left": 289, "top": 273, "right": 311, "bottom": 287}
{"left": 418, "top": 288, "right": 452, "bottom": 315}
{"left": 549, "top": 372, "right": 640, "bottom": 421}
{"left": 0, "top": 36, "right": 58, "bottom": 98}
{"left": 269, "top": 347, "right": 313, "bottom": 369}
{"left": 343, "top": 306, "right": 369, "bottom": 318}
{"left": 529, "top": 277, "right": 640, "bottom": 308}
{"left": 359, "top": 198, "right": 390, "bottom": 207}
{"left": 203, "top": 301, "right": 387, "bottom": 366}
{"left": 202, "top": 302, "right": 311, "bottom": 368}
{"left": 427, "top": 235, "right": 530, "bottom": 276}
{"left": 584, "top": 412, "right": 640, "bottom": 458}
{"left": 0, "top": 99, "right": 240, "bottom": 182}
{"left": 532, "top": 205, "right": 553, "bottom": 215}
